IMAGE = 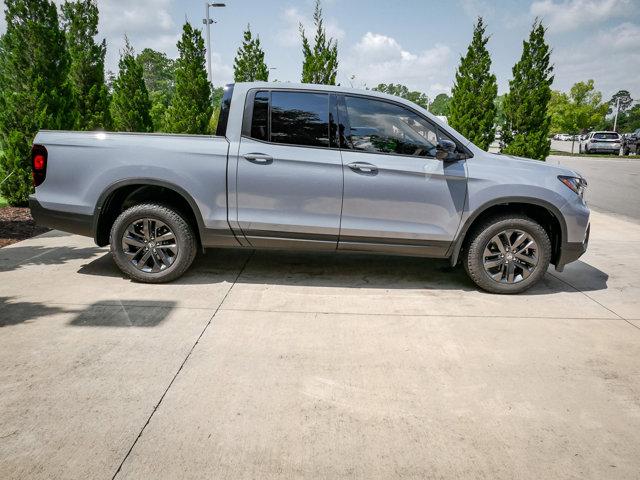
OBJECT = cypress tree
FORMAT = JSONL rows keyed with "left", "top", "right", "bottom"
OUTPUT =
{"left": 448, "top": 17, "right": 497, "bottom": 151}
{"left": 164, "top": 22, "right": 212, "bottom": 135}
{"left": 62, "top": 0, "right": 110, "bottom": 131}
{"left": 110, "top": 37, "right": 153, "bottom": 132}
{"left": 0, "top": 0, "right": 71, "bottom": 205}
{"left": 502, "top": 20, "right": 554, "bottom": 160}
{"left": 300, "top": 0, "right": 338, "bottom": 85}
{"left": 233, "top": 25, "right": 269, "bottom": 82}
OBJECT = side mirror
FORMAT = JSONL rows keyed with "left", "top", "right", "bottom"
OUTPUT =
{"left": 435, "top": 139, "right": 457, "bottom": 161}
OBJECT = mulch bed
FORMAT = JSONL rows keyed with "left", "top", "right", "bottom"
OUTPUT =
{"left": 0, "top": 207, "right": 49, "bottom": 247}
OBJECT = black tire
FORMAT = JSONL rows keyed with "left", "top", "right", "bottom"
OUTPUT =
{"left": 463, "top": 215, "right": 551, "bottom": 294}
{"left": 110, "top": 203, "right": 197, "bottom": 283}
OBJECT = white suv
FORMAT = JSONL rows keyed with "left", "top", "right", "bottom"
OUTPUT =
{"left": 579, "top": 131, "right": 621, "bottom": 155}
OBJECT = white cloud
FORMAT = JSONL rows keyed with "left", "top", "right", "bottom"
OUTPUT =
{"left": 597, "top": 22, "right": 640, "bottom": 50}
{"left": 94, "top": 0, "right": 232, "bottom": 82}
{"left": 459, "top": 0, "right": 497, "bottom": 19}
{"left": 277, "top": 6, "right": 345, "bottom": 47}
{"left": 209, "top": 51, "right": 234, "bottom": 87}
{"left": 0, "top": 6, "right": 5, "bottom": 35}
{"left": 552, "top": 22, "right": 640, "bottom": 98}
{"left": 97, "top": 0, "right": 179, "bottom": 72}
{"left": 530, "top": 0, "right": 630, "bottom": 32}
{"left": 340, "top": 32, "right": 452, "bottom": 95}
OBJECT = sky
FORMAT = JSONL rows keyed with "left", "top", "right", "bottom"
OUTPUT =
{"left": 0, "top": 0, "right": 639, "bottom": 101}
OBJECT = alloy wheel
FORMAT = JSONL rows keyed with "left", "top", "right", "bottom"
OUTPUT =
{"left": 121, "top": 218, "right": 179, "bottom": 273}
{"left": 482, "top": 229, "right": 539, "bottom": 284}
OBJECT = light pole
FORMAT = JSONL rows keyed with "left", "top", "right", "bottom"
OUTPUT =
{"left": 613, "top": 97, "right": 621, "bottom": 132}
{"left": 203, "top": 2, "right": 226, "bottom": 85}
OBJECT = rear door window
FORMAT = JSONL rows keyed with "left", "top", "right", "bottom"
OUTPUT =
{"left": 250, "top": 91, "right": 269, "bottom": 141}
{"left": 270, "top": 92, "right": 330, "bottom": 148}
{"left": 248, "top": 91, "right": 331, "bottom": 148}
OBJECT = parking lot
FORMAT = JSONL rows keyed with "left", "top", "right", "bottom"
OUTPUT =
{"left": 1, "top": 158, "right": 640, "bottom": 479}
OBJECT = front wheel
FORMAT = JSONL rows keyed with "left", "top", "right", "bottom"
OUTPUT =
{"left": 110, "top": 203, "right": 197, "bottom": 283}
{"left": 463, "top": 215, "right": 551, "bottom": 294}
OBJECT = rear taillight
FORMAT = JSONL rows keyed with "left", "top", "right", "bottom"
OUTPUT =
{"left": 31, "top": 144, "right": 47, "bottom": 187}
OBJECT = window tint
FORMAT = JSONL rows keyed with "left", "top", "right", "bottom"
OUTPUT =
{"left": 270, "top": 92, "right": 329, "bottom": 147}
{"left": 251, "top": 91, "right": 269, "bottom": 141}
{"left": 344, "top": 96, "right": 440, "bottom": 157}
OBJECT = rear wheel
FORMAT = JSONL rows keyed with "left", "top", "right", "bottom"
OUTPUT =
{"left": 110, "top": 203, "right": 197, "bottom": 283}
{"left": 463, "top": 215, "right": 551, "bottom": 294}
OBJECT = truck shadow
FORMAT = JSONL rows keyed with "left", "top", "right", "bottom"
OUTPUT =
{"left": 0, "top": 296, "right": 69, "bottom": 327}
{"left": 0, "top": 245, "right": 102, "bottom": 272}
{"left": 67, "top": 300, "right": 177, "bottom": 327}
{"left": 77, "top": 249, "right": 609, "bottom": 295}
{"left": 0, "top": 296, "right": 175, "bottom": 328}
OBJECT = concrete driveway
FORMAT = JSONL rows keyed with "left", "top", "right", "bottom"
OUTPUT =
{"left": 1, "top": 210, "right": 639, "bottom": 479}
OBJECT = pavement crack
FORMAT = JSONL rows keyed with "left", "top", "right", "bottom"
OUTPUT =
{"left": 110, "top": 251, "right": 254, "bottom": 480}
{"left": 547, "top": 271, "right": 638, "bottom": 331}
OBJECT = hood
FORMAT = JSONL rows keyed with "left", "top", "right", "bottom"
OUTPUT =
{"left": 491, "top": 152, "right": 583, "bottom": 179}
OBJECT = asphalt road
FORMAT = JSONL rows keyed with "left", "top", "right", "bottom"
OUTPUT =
{"left": 547, "top": 154, "right": 640, "bottom": 222}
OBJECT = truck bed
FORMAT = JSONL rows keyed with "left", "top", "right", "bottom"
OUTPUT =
{"left": 31, "top": 130, "right": 231, "bottom": 242}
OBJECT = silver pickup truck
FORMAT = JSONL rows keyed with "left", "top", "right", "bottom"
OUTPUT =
{"left": 29, "top": 82, "right": 590, "bottom": 293}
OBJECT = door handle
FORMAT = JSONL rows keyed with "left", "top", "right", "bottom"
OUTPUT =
{"left": 244, "top": 153, "right": 273, "bottom": 164}
{"left": 347, "top": 162, "right": 378, "bottom": 174}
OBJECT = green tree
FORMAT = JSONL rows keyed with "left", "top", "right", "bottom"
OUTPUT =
{"left": 110, "top": 37, "right": 153, "bottom": 132}
{"left": 430, "top": 93, "right": 452, "bottom": 116}
{"left": 0, "top": 0, "right": 72, "bottom": 205}
{"left": 549, "top": 80, "right": 608, "bottom": 152}
{"left": 137, "top": 48, "right": 175, "bottom": 131}
{"left": 373, "top": 83, "right": 429, "bottom": 109}
{"left": 137, "top": 48, "right": 175, "bottom": 92}
{"left": 164, "top": 22, "right": 212, "bottom": 134}
{"left": 62, "top": 0, "right": 110, "bottom": 131}
{"left": 607, "top": 89, "right": 633, "bottom": 115}
{"left": 617, "top": 103, "right": 640, "bottom": 133}
{"left": 300, "top": 0, "right": 338, "bottom": 85}
{"left": 501, "top": 20, "right": 554, "bottom": 160}
{"left": 494, "top": 94, "right": 506, "bottom": 126}
{"left": 208, "top": 86, "right": 225, "bottom": 134}
{"left": 233, "top": 24, "right": 269, "bottom": 82}
{"left": 448, "top": 17, "right": 498, "bottom": 151}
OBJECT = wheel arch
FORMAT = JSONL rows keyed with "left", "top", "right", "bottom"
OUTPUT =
{"left": 93, "top": 178, "right": 206, "bottom": 248}
{"left": 449, "top": 197, "right": 567, "bottom": 267}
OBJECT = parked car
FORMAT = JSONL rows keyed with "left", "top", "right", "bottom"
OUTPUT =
{"left": 621, "top": 128, "right": 640, "bottom": 155}
{"left": 579, "top": 131, "right": 621, "bottom": 154}
{"left": 29, "top": 82, "right": 590, "bottom": 294}
{"left": 555, "top": 133, "right": 572, "bottom": 141}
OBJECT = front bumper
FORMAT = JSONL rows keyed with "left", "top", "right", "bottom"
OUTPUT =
{"left": 555, "top": 223, "right": 590, "bottom": 271}
{"left": 29, "top": 196, "right": 93, "bottom": 237}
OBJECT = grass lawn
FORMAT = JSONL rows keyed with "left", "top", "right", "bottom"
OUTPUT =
{"left": 0, "top": 194, "right": 7, "bottom": 208}
{"left": 549, "top": 150, "right": 640, "bottom": 159}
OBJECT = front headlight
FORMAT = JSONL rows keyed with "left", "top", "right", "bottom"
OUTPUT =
{"left": 558, "top": 175, "right": 587, "bottom": 198}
